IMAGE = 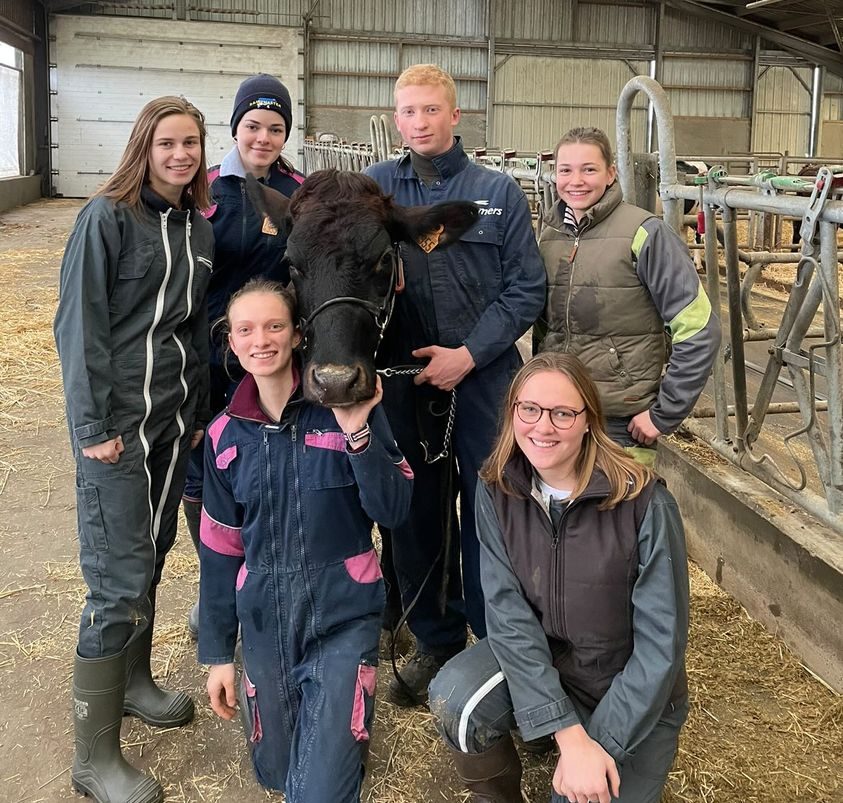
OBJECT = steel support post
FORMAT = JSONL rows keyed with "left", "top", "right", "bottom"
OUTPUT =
{"left": 722, "top": 206, "right": 750, "bottom": 451}
{"left": 703, "top": 202, "right": 730, "bottom": 444}
{"left": 616, "top": 76, "right": 682, "bottom": 234}
{"left": 820, "top": 220, "right": 843, "bottom": 491}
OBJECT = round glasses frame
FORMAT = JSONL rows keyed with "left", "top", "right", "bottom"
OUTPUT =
{"left": 513, "top": 400, "right": 587, "bottom": 431}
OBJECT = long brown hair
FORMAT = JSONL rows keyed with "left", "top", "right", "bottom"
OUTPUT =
{"left": 480, "top": 353, "right": 652, "bottom": 509}
{"left": 95, "top": 96, "right": 210, "bottom": 209}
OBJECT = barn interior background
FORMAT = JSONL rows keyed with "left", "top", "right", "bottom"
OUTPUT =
{"left": 1, "top": 2, "right": 842, "bottom": 801}
{"left": 1, "top": 0, "right": 843, "bottom": 203}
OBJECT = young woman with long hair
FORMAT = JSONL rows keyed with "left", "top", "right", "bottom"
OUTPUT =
{"left": 54, "top": 95, "right": 214, "bottom": 803}
{"left": 430, "top": 352, "right": 690, "bottom": 803}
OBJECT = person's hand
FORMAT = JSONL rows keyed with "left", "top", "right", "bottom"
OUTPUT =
{"left": 82, "top": 435, "right": 124, "bottom": 464}
{"left": 332, "top": 375, "right": 384, "bottom": 441}
{"left": 411, "top": 345, "right": 475, "bottom": 391}
{"left": 191, "top": 429, "right": 204, "bottom": 449}
{"left": 207, "top": 663, "right": 237, "bottom": 720}
{"left": 628, "top": 409, "right": 661, "bottom": 446}
{"left": 552, "top": 724, "right": 620, "bottom": 803}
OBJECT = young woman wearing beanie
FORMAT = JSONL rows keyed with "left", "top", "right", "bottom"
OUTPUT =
{"left": 181, "top": 73, "right": 304, "bottom": 634}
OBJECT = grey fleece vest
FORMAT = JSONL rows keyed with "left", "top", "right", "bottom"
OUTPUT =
{"left": 538, "top": 183, "right": 667, "bottom": 417}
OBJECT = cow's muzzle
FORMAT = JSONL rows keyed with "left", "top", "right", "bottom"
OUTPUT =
{"left": 304, "top": 362, "right": 374, "bottom": 407}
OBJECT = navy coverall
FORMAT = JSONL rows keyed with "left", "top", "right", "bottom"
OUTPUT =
{"left": 183, "top": 147, "right": 303, "bottom": 501}
{"left": 199, "top": 372, "right": 412, "bottom": 801}
{"left": 365, "top": 138, "right": 545, "bottom": 648}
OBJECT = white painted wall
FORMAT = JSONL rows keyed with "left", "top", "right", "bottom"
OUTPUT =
{"left": 52, "top": 15, "right": 302, "bottom": 197}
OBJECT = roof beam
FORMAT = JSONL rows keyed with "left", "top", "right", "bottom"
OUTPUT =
{"left": 825, "top": 2, "right": 843, "bottom": 52}
{"left": 777, "top": 14, "right": 833, "bottom": 33}
{"left": 735, "top": 0, "right": 801, "bottom": 16}
{"left": 665, "top": 0, "right": 843, "bottom": 75}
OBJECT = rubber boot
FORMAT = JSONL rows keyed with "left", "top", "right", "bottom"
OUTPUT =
{"left": 124, "top": 619, "right": 194, "bottom": 728}
{"left": 182, "top": 498, "right": 201, "bottom": 641}
{"left": 449, "top": 735, "right": 523, "bottom": 803}
{"left": 72, "top": 650, "right": 164, "bottom": 803}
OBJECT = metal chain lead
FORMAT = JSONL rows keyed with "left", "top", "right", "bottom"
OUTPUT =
{"left": 377, "top": 366, "right": 457, "bottom": 464}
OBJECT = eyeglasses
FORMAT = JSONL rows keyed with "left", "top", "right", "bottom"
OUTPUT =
{"left": 513, "top": 400, "right": 586, "bottom": 431}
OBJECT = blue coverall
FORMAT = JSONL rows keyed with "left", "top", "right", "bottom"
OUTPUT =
{"left": 183, "top": 147, "right": 303, "bottom": 502}
{"left": 199, "top": 371, "right": 413, "bottom": 801}
{"left": 365, "top": 138, "right": 545, "bottom": 647}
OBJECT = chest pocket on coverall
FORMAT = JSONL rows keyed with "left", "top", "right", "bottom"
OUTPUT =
{"left": 303, "top": 431, "right": 355, "bottom": 490}
{"left": 451, "top": 223, "right": 502, "bottom": 312}
{"left": 110, "top": 241, "right": 157, "bottom": 314}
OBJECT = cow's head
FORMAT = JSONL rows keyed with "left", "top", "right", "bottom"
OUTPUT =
{"left": 246, "top": 169, "right": 478, "bottom": 407}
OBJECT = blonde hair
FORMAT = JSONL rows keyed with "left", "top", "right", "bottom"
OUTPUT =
{"left": 555, "top": 126, "right": 614, "bottom": 169}
{"left": 96, "top": 96, "right": 210, "bottom": 210}
{"left": 480, "top": 353, "right": 652, "bottom": 509}
{"left": 394, "top": 64, "right": 457, "bottom": 109}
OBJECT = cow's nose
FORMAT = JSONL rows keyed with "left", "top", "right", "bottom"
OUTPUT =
{"left": 311, "top": 363, "right": 362, "bottom": 398}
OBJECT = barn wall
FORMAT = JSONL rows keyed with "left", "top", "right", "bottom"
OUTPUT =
{"left": 492, "top": 56, "right": 648, "bottom": 153}
{"left": 51, "top": 15, "right": 302, "bottom": 197}
{"left": 753, "top": 62, "right": 812, "bottom": 157}
{"left": 0, "top": 0, "right": 35, "bottom": 51}
{"left": 820, "top": 71, "right": 843, "bottom": 157}
{"left": 0, "top": 0, "right": 42, "bottom": 206}
{"left": 38, "top": 0, "right": 843, "bottom": 190}
{"left": 493, "top": 0, "right": 572, "bottom": 42}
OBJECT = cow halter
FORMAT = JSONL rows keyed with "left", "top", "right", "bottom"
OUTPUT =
{"left": 298, "top": 246, "right": 404, "bottom": 355}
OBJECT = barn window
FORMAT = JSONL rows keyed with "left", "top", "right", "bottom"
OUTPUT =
{"left": 0, "top": 42, "right": 22, "bottom": 179}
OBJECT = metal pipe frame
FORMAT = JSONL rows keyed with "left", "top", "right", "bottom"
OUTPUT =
{"left": 615, "top": 75, "right": 843, "bottom": 529}
{"left": 616, "top": 76, "right": 683, "bottom": 233}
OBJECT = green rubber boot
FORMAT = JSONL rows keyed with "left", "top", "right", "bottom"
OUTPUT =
{"left": 123, "top": 619, "right": 194, "bottom": 728}
{"left": 72, "top": 650, "right": 164, "bottom": 803}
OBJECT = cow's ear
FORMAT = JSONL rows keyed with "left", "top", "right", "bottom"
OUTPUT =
{"left": 245, "top": 173, "right": 293, "bottom": 235}
{"left": 388, "top": 201, "right": 479, "bottom": 250}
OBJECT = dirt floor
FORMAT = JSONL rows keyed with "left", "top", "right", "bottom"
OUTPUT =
{"left": 0, "top": 199, "right": 841, "bottom": 803}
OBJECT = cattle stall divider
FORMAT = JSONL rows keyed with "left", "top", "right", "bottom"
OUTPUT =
{"left": 617, "top": 76, "right": 843, "bottom": 532}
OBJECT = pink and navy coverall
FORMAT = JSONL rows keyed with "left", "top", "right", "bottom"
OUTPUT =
{"left": 198, "top": 370, "right": 413, "bottom": 801}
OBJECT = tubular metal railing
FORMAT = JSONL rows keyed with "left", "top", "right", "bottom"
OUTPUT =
{"left": 617, "top": 76, "right": 843, "bottom": 531}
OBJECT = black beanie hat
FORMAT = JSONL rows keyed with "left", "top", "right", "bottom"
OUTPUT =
{"left": 230, "top": 73, "right": 293, "bottom": 137}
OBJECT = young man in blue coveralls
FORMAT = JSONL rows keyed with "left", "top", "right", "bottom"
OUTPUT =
{"left": 366, "top": 64, "right": 545, "bottom": 706}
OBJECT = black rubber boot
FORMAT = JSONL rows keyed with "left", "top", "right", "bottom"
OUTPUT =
{"left": 182, "top": 498, "right": 201, "bottom": 554}
{"left": 182, "top": 499, "right": 201, "bottom": 641}
{"left": 124, "top": 620, "right": 194, "bottom": 728}
{"left": 72, "top": 650, "right": 164, "bottom": 803}
{"left": 386, "top": 650, "right": 446, "bottom": 707}
{"left": 449, "top": 735, "right": 523, "bottom": 803}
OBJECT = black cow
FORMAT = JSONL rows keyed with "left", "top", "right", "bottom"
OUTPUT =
{"left": 246, "top": 169, "right": 478, "bottom": 407}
